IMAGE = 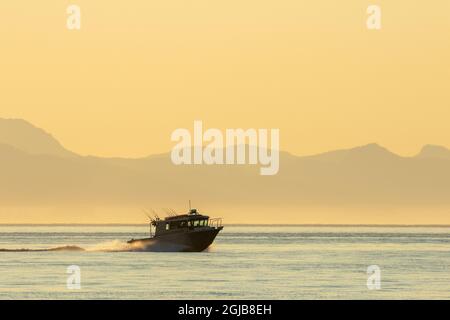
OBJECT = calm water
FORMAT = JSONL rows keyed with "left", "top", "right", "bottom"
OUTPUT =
{"left": 1, "top": 225, "right": 450, "bottom": 299}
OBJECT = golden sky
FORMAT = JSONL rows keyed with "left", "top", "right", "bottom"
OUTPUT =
{"left": 1, "top": 1, "right": 449, "bottom": 158}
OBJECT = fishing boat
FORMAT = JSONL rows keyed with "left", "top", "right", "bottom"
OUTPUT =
{"left": 127, "top": 204, "right": 223, "bottom": 252}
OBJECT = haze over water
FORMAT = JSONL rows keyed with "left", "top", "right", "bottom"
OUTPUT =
{"left": 1, "top": 225, "right": 450, "bottom": 299}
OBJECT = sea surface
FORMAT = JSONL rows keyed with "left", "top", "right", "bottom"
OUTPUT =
{"left": 0, "top": 225, "right": 450, "bottom": 299}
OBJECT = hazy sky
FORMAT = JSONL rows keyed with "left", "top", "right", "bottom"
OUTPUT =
{"left": 1, "top": 1, "right": 449, "bottom": 158}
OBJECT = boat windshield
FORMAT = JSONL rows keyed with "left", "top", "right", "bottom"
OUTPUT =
{"left": 191, "top": 219, "right": 208, "bottom": 227}
{"left": 166, "top": 218, "right": 208, "bottom": 230}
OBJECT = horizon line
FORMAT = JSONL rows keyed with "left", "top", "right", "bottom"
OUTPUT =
{"left": 1, "top": 223, "right": 450, "bottom": 228}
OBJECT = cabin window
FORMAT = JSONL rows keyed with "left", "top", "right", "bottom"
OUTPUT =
{"left": 192, "top": 220, "right": 206, "bottom": 227}
{"left": 165, "top": 223, "right": 170, "bottom": 230}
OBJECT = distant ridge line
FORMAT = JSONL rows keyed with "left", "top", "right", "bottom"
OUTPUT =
{"left": 1, "top": 117, "right": 449, "bottom": 158}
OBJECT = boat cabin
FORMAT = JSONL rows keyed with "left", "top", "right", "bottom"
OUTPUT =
{"left": 152, "top": 208, "right": 221, "bottom": 237}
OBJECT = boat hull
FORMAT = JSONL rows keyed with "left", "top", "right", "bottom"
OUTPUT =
{"left": 127, "top": 227, "right": 223, "bottom": 252}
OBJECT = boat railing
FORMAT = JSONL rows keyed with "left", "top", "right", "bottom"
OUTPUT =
{"left": 208, "top": 218, "right": 222, "bottom": 228}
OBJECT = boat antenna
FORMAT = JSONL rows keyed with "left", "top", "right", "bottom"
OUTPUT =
{"left": 141, "top": 209, "right": 155, "bottom": 237}
{"left": 151, "top": 209, "right": 160, "bottom": 220}
{"left": 142, "top": 209, "right": 152, "bottom": 221}
{"left": 189, "top": 200, "right": 192, "bottom": 211}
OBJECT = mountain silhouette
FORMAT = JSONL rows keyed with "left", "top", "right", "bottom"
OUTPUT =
{"left": 416, "top": 144, "right": 450, "bottom": 159}
{"left": 0, "top": 118, "right": 449, "bottom": 223}
{"left": 0, "top": 118, "right": 75, "bottom": 157}
{"left": 302, "top": 143, "right": 399, "bottom": 163}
